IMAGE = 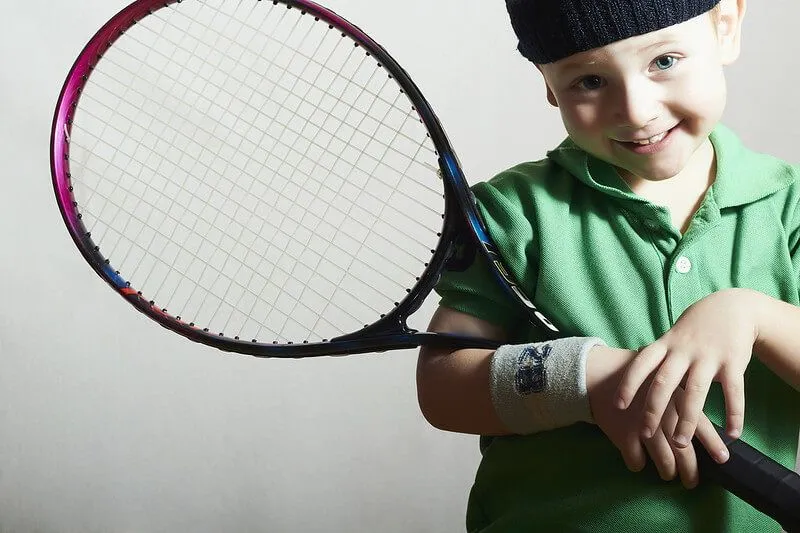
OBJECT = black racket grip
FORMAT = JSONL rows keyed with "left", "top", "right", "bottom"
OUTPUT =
{"left": 694, "top": 423, "right": 800, "bottom": 532}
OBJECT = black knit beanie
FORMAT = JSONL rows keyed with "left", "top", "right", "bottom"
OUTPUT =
{"left": 506, "top": 0, "right": 722, "bottom": 64}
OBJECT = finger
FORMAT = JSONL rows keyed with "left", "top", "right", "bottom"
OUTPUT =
{"left": 616, "top": 344, "right": 668, "bottom": 409}
{"left": 643, "top": 428, "right": 677, "bottom": 481}
{"left": 672, "top": 364, "right": 716, "bottom": 448}
{"left": 660, "top": 399, "right": 701, "bottom": 489}
{"left": 640, "top": 356, "right": 691, "bottom": 440}
{"left": 694, "top": 415, "right": 730, "bottom": 465}
{"left": 672, "top": 439, "right": 700, "bottom": 489}
{"left": 620, "top": 434, "right": 647, "bottom": 473}
{"left": 720, "top": 368, "right": 746, "bottom": 439}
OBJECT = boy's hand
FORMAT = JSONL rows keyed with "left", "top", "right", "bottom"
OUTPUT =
{"left": 614, "top": 289, "right": 758, "bottom": 449}
{"left": 587, "top": 345, "right": 728, "bottom": 488}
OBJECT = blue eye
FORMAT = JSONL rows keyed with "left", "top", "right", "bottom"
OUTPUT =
{"left": 576, "top": 75, "right": 605, "bottom": 91}
{"left": 654, "top": 55, "right": 677, "bottom": 71}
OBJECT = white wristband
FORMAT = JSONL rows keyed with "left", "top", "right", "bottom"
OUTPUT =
{"left": 489, "top": 337, "right": 605, "bottom": 435}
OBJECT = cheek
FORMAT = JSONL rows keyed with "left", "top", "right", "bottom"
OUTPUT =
{"left": 674, "top": 67, "right": 727, "bottom": 123}
{"left": 559, "top": 101, "right": 606, "bottom": 136}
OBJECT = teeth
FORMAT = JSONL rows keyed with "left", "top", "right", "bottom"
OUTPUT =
{"left": 631, "top": 131, "right": 667, "bottom": 145}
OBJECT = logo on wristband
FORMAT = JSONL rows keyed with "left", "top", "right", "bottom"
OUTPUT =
{"left": 514, "top": 343, "right": 552, "bottom": 395}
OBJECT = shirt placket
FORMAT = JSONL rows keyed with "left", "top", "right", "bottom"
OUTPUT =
{"left": 627, "top": 195, "right": 722, "bottom": 326}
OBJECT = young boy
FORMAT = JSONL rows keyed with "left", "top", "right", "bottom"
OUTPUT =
{"left": 416, "top": 0, "right": 800, "bottom": 531}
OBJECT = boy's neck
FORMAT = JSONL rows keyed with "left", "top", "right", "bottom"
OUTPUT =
{"left": 618, "top": 138, "right": 717, "bottom": 234}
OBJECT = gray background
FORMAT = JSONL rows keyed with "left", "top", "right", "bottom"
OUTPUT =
{"left": 1, "top": 1, "right": 798, "bottom": 532}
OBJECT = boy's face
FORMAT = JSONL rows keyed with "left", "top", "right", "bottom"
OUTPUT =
{"left": 538, "top": 1, "right": 745, "bottom": 185}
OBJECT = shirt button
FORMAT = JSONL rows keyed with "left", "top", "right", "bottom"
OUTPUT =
{"left": 675, "top": 256, "right": 692, "bottom": 274}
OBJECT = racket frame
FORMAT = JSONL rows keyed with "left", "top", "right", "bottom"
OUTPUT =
{"left": 50, "top": 0, "right": 522, "bottom": 357}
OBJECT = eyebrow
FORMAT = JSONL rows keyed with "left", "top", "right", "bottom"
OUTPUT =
{"left": 641, "top": 37, "right": 681, "bottom": 53}
{"left": 555, "top": 37, "right": 681, "bottom": 74}
{"left": 556, "top": 59, "right": 598, "bottom": 75}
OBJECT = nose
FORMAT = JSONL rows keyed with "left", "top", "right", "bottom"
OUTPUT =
{"left": 613, "top": 78, "right": 659, "bottom": 129}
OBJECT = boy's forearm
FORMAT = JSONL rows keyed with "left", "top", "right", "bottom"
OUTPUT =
{"left": 749, "top": 289, "right": 800, "bottom": 391}
{"left": 417, "top": 341, "right": 619, "bottom": 437}
{"left": 416, "top": 347, "right": 513, "bottom": 436}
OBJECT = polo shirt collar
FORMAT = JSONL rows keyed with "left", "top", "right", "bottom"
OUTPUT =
{"left": 546, "top": 124, "right": 797, "bottom": 208}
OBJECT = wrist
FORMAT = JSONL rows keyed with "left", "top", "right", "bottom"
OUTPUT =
{"left": 726, "top": 288, "right": 769, "bottom": 349}
{"left": 585, "top": 345, "right": 643, "bottom": 421}
{"left": 586, "top": 345, "right": 635, "bottom": 395}
{"left": 746, "top": 289, "right": 782, "bottom": 356}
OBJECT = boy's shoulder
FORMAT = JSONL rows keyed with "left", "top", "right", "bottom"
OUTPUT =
{"left": 471, "top": 156, "right": 572, "bottom": 223}
{"left": 484, "top": 158, "right": 564, "bottom": 188}
{"left": 475, "top": 138, "right": 582, "bottom": 201}
{"left": 711, "top": 124, "right": 800, "bottom": 208}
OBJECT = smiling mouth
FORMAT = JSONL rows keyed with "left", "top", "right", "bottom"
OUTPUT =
{"left": 613, "top": 123, "right": 680, "bottom": 152}
{"left": 614, "top": 124, "right": 678, "bottom": 142}
{"left": 628, "top": 131, "right": 669, "bottom": 145}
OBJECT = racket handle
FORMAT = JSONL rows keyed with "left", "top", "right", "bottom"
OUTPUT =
{"left": 695, "top": 423, "right": 800, "bottom": 533}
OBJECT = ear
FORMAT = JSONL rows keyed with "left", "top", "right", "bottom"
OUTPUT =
{"left": 536, "top": 65, "right": 560, "bottom": 108}
{"left": 716, "top": 0, "right": 747, "bottom": 65}
{"left": 545, "top": 84, "right": 559, "bottom": 107}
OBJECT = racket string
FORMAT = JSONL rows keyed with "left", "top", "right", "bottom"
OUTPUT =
{"left": 72, "top": 133, "right": 431, "bottom": 342}
{"left": 223, "top": 16, "right": 376, "bottom": 339}
{"left": 75, "top": 4, "right": 235, "bottom": 280}
{"left": 76, "top": 9, "right": 250, "bottom": 316}
{"left": 73, "top": 154, "right": 395, "bottom": 336}
{"left": 148, "top": 2, "right": 308, "bottom": 330}
{"left": 262, "top": 38, "right": 428, "bottom": 339}
{"left": 68, "top": 0, "right": 445, "bottom": 342}
{"left": 86, "top": 15, "right": 443, "bottom": 215}
{"left": 77, "top": 4, "right": 434, "bottom": 334}
{"left": 225, "top": 34, "right": 440, "bottom": 339}
{"left": 141, "top": 9, "right": 440, "bottom": 251}
{"left": 171, "top": 2, "right": 437, "bottom": 164}
{"left": 83, "top": 28, "right": 442, "bottom": 230}
{"left": 73, "top": 125, "right": 434, "bottom": 334}
{"left": 72, "top": 130, "right": 431, "bottom": 314}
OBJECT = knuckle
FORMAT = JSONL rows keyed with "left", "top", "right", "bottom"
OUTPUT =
{"left": 670, "top": 441, "right": 690, "bottom": 454}
{"left": 685, "top": 381, "right": 705, "bottom": 394}
{"left": 617, "top": 385, "right": 634, "bottom": 399}
{"left": 643, "top": 408, "right": 661, "bottom": 422}
{"left": 725, "top": 380, "right": 744, "bottom": 392}
{"left": 653, "top": 373, "right": 670, "bottom": 386}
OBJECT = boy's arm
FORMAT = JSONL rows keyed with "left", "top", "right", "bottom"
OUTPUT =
{"left": 615, "top": 288, "right": 800, "bottom": 451}
{"left": 752, "top": 291, "right": 800, "bottom": 390}
{"left": 418, "top": 306, "right": 612, "bottom": 436}
{"left": 416, "top": 306, "right": 512, "bottom": 436}
{"left": 417, "top": 306, "right": 730, "bottom": 485}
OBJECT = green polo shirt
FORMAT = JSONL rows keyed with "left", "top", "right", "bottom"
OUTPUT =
{"left": 436, "top": 125, "right": 800, "bottom": 532}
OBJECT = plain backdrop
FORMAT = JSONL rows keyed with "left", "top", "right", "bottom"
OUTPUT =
{"left": 1, "top": 1, "right": 798, "bottom": 532}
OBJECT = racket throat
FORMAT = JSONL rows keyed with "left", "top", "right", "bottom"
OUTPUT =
{"left": 332, "top": 316, "right": 417, "bottom": 344}
{"left": 332, "top": 319, "right": 500, "bottom": 353}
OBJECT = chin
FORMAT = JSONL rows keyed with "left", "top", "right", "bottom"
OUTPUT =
{"left": 614, "top": 161, "right": 687, "bottom": 184}
{"left": 636, "top": 167, "right": 683, "bottom": 181}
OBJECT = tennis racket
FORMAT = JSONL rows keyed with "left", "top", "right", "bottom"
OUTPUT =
{"left": 50, "top": 1, "right": 799, "bottom": 529}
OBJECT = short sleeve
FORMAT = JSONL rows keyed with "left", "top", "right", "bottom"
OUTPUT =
{"left": 435, "top": 241, "right": 523, "bottom": 330}
{"left": 434, "top": 165, "right": 546, "bottom": 336}
{"left": 784, "top": 171, "right": 800, "bottom": 281}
